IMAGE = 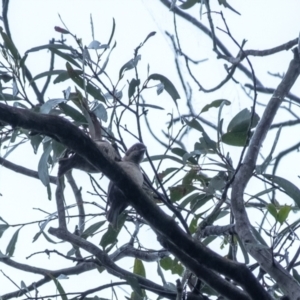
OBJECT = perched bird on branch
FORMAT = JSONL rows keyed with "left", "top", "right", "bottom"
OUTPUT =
{"left": 58, "top": 140, "right": 120, "bottom": 177}
{"left": 106, "top": 143, "right": 146, "bottom": 229}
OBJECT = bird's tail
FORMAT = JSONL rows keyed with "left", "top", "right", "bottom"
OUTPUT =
{"left": 107, "top": 207, "right": 123, "bottom": 229}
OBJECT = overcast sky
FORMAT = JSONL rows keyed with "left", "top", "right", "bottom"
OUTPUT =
{"left": 1, "top": 0, "right": 300, "bottom": 298}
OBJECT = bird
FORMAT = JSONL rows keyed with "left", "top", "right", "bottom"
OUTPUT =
{"left": 106, "top": 142, "right": 146, "bottom": 229}
{"left": 58, "top": 140, "right": 120, "bottom": 177}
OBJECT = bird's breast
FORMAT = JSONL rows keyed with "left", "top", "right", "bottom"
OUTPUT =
{"left": 118, "top": 162, "right": 143, "bottom": 186}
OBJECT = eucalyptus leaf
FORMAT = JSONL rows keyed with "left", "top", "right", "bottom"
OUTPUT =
{"left": 40, "top": 99, "right": 66, "bottom": 114}
{"left": 91, "top": 102, "right": 108, "bottom": 122}
{"left": 6, "top": 228, "right": 21, "bottom": 256}
{"left": 66, "top": 62, "right": 106, "bottom": 103}
{"left": 0, "top": 224, "right": 9, "bottom": 238}
{"left": 38, "top": 142, "right": 52, "bottom": 186}
{"left": 227, "top": 108, "right": 259, "bottom": 133}
{"left": 264, "top": 174, "right": 300, "bottom": 207}
{"left": 133, "top": 258, "right": 146, "bottom": 278}
{"left": 148, "top": 73, "right": 180, "bottom": 105}
{"left": 50, "top": 48, "right": 81, "bottom": 68}
{"left": 0, "top": 27, "right": 20, "bottom": 60}
{"left": 128, "top": 78, "right": 140, "bottom": 99}
{"left": 53, "top": 70, "right": 83, "bottom": 84}
{"left": 31, "top": 70, "right": 65, "bottom": 83}
{"left": 50, "top": 275, "right": 68, "bottom": 300}
{"left": 201, "top": 99, "right": 231, "bottom": 114}
{"left": 119, "top": 55, "right": 141, "bottom": 79}
{"left": 100, "top": 214, "right": 126, "bottom": 249}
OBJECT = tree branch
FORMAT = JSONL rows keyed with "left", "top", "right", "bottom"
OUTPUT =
{"left": 231, "top": 50, "right": 300, "bottom": 298}
{"left": 0, "top": 156, "right": 57, "bottom": 184}
{"left": 0, "top": 103, "right": 272, "bottom": 299}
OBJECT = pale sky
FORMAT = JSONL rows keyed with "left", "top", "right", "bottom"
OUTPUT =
{"left": 1, "top": 0, "right": 300, "bottom": 298}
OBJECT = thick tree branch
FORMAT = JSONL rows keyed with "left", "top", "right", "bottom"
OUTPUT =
{"left": 231, "top": 50, "right": 300, "bottom": 299}
{"left": 0, "top": 156, "right": 57, "bottom": 184}
{"left": 0, "top": 257, "right": 96, "bottom": 300}
{"left": 48, "top": 227, "right": 176, "bottom": 299}
{"left": 159, "top": 236, "right": 252, "bottom": 300}
{"left": 0, "top": 103, "right": 271, "bottom": 298}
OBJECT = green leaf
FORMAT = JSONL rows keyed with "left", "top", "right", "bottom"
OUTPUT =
{"left": 66, "top": 62, "right": 106, "bottom": 103}
{"left": 0, "top": 93, "right": 22, "bottom": 101}
{"left": 0, "top": 224, "right": 9, "bottom": 238}
{"left": 160, "top": 257, "right": 172, "bottom": 270}
{"left": 160, "top": 257, "right": 184, "bottom": 275}
{"left": 189, "top": 217, "right": 198, "bottom": 234}
{"left": 52, "top": 140, "right": 66, "bottom": 164}
{"left": 156, "top": 261, "right": 167, "bottom": 285}
{"left": 107, "top": 18, "right": 116, "bottom": 47}
{"left": 40, "top": 99, "right": 66, "bottom": 114}
{"left": 172, "top": 147, "right": 198, "bottom": 165}
{"left": 32, "top": 230, "right": 42, "bottom": 243}
{"left": 267, "top": 203, "right": 278, "bottom": 220}
{"left": 169, "top": 184, "right": 197, "bottom": 202}
{"left": 139, "top": 103, "right": 164, "bottom": 110}
{"left": 0, "top": 27, "right": 20, "bottom": 60}
{"left": 124, "top": 275, "right": 143, "bottom": 297}
{"left": 190, "top": 194, "right": 213, "bottom": 213}
{"left": 31, "top": 70, "right": 65, "bottom": 83}
{"left": 91, "top": 102, "right": 107, "bottom": 122}
{"left": 148, "top": 73, "right": 180, "bottom": 105}
{"left": 26, "top": 43, "right": 72, "bottom": 54}
{"left": 180, "top": 0, "right": 199, "bottom": 9}
{"left": 185, "top": 118, "right": 217, "bottom": 150}
{"left": 218, "top": 0, "right": 241, "bottom": 15}
{"left": 206, "top": 171, "right": 227, "bottom": 194}
{"left": 236, "top": 234, "right": 249, "bottom": 264}
{"left": 100, "top": 214, "right": 126, "bottom": 249}
{"left": 293, "top": 268, "right": 300, "bottom": 284}
{"left": 182, "top": 169, "right": 198, "bottom": 185}
{"left": 157, "top": 167, "right": 178, "bottom": 181}
{"left": 119, "top": 55, "right": 141, "bottom": 79}
{"left": 82, "top": 221, "right": 105, "bottom": 239}
{"left": 133, "top": 258, "right": 146, "bottom": 278}
{"left": 59, "top": 103, "right": 87, "bottom": 124}
{"left": 53, "top": 70, "right": 83, "bottom": 84}
{"left": 128, "top": 78, "right": 140, "bottom": 99}
{"left": 227, "top": 108, "right": 260, "bottom": 133}
{"left": 0, "top": 73, "right": 12, "bottom": 82}
{"left": 277, "top": 205, "right": 291, "bottom": 225}
{"left": 221, "top": 130, "right": 250, "bottom": 147}
{"left": 201, "top": 99, "right": 231, "bottom": 114}
{"left": 97, "top": 41, "right": 116, "bottom": 75}
{"left": 6, "top": 228, "right": 21, "bottom": 256}
{"left": 248, "top": 187, "right": 275, "bottom": 201}
{"left": 50, "top": 48, "right": 81, "bottom": 68}
{"left": 38, "top": 142, "right": 52, "bottom": 186}
{"left": 185, "top": 118, "right": 204, "bottom": 132}
{"left": 30, "top": 133, "right": 43, "bottom": 154}
{"left": 50, "top": 275, "right": 68, "bottom": 300}
{"left": 264, "top": 174, "right": 300, "bottom": 208}
{"left": 41, "top": 231, "right": 56, "bottom": 243}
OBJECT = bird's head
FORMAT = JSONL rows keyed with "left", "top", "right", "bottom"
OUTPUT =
{"left": 123, "top": 143, "right": 146, "bottom": 164}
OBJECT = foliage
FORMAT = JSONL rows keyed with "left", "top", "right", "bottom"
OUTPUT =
{"left": 0, "top": 1, "right": 300, "bottom": 300}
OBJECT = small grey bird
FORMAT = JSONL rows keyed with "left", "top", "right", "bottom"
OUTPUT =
{"left": 106, "top": 143, "right": 146, "bottom": 228}
{"left": 58, "top": 140, "right": 120, "bottom": 177}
